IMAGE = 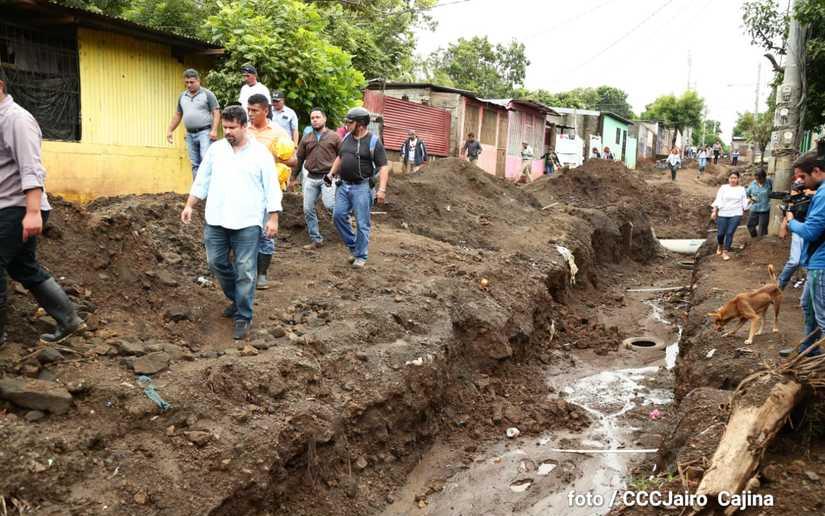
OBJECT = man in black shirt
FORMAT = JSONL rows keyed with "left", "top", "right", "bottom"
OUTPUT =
{"left": 328, "top": 107, "right": 389, "bottom": 269}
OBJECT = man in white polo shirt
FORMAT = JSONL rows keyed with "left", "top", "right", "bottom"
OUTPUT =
{"left": 238, "top": 64, "right": 270, "bottom": 110}
{"left": 180, "top": 106, "right": 281, "bottom": 340}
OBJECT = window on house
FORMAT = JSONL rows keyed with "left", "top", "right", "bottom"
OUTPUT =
{"left": 0, "top": 20, "right": 81, "bottom": 141}
{"left": 615, "top": 128, "right": 621, "bottom": 144}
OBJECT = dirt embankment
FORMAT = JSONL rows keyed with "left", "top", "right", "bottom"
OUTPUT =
{"left": 2, "top": 158, "right": 663, "bottom": 516}
{"left": 617, "top": 233, "right": 825, "bottom": 515}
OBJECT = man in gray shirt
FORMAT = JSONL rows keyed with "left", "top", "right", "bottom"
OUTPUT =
{"left": 0, "top": 77, "right": 85, "bottom": 346}
{"left": 270, "top": 91, "right": 299, "bottom": 144}
{"left": 167, "top": 69, "right": 220, "bottom": 179}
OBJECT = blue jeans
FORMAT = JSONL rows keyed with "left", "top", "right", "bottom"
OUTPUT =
{"left": 303, "top": 176, "right": 326, "bottom": 243}
{"left": 185, "top": 129, "right": 212, "bottom": 179}
{"left": 204, "top": 224, "right": 260, "bottom": 321}
{"left": 800, "top": 270, "right": 825, "bottom": 356}
{"left": 778, "top": 233, "right": 803, "bottom": 289}
{"left": 257, "top": 211, "right": 276, "bottom": 255}
{"left": 333, "top": 181, "right": 372, "bottom": 260}
{"left": 698, "top": 157, "right": 707, "bottom": 170}
{"left": 716, "top": 215, "right": 741, "bottom": 251}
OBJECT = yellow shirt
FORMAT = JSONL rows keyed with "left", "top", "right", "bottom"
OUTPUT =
{"left": 248, "top": 124, "right": 295, "bottom": 190}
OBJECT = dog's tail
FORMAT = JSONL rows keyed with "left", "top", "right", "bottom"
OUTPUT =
{"left": 769, "top": 263, "right": 777, "bottom": 283}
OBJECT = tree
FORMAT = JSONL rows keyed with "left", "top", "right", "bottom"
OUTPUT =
{"left": 123, "top": 0, "right": 212, "bottom": 38}
{"left": 313, "top": 0, "right": 437, "bottom": 81}
{"left": 519, "top": 85, "right": 635, "bottom": 118}
{"left": 423, "top": 36, "right": 529, "bottom": 98}
{"left": 693, "top": 119, "right": 722, "bottom": 146}
{"left": 742, "top": 0, "right": 825, "bottom": 130}
{"left": 733, "top": 111, "right": 773, "bottom": 162}
{"left": 204, "top": 0, "right": 364, "bottom": 125}
{"left": 642, "top": 91, "right": 704, "bottom": 146}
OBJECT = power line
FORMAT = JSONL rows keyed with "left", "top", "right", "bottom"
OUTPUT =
{"left": 523, "top": 0, "right": 616, "bottom": 42}
{"left": 569, "top": 0, "right": 678, "bottom": 72}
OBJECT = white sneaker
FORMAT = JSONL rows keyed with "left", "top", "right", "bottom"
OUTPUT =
{"left": 352, "top": 258, "right": 366, "bottom": 269}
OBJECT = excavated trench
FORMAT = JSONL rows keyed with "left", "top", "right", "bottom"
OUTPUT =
{"left": 204, "top": 207, "right": 681, "bottom": 516}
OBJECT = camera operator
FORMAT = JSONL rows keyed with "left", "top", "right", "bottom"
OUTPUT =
{"left": 783, "top": 151, "right": 825, "bottom": 356}
{"left": 777, "top": 172, "right": 815, "bottom": 289}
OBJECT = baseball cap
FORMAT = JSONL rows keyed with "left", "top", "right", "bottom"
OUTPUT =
{"left": 240, "top": 64, "right": 257, "bottom": 75}
{"left": 271, "top": 91, "right": 285, "bottom": 100}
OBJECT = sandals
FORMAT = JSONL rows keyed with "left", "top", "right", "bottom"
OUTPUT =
{"left": 722, "top": 253, "right": 731, "bottom": 261}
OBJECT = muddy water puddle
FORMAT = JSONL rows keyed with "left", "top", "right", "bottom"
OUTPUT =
{"left": 382, "top": 289, "right": 684, "bottom": 516}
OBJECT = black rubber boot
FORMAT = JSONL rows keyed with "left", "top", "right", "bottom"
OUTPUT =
{"left": 256, "top": 253, "right": 272, "bottom": 290}
{"left": 28, "top": 278, "right": 86, "bottom": 344}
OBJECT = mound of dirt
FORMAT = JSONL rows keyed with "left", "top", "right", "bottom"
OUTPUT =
{"left": 384, "top": 158, "right": 541, "bottom": 249}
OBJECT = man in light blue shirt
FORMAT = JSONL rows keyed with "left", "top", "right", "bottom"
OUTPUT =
{"left": 181, "top": 106, "right": 282, "bottom": 340}
{"left": 270, "top": 91, "right": 299, "bottom": 144}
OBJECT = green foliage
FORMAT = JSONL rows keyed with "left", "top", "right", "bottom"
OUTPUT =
{"left": 519, "top": 85, "right": 635, "bottom": 118}
{"left": 742, "top": 0, "right": 788, "bottom": 54}
{"left": 733, "top": 111, "right": 773, "bottom": 157}
{"left": 642, "top": 91, "right": 704, "bottom": 144}
{"left": 742, "top": 0, "right": 825, "bottom": 130}
{"left": 204, "top": 0, "right": 364, "bottom": 125}
{"left": 123, "top": 0, "right": 212, "bottom": 38}
{"left": 53, "top": 0, "right": 130, "bottom": 14}
{"left": 693, "top": 119, "right": 722, "bottom": 146}
{"left": 424, "top": 36, "right": 529, "bottom": 98}
{"left": 314, "top": 0, "right": 437, "bottom": 81}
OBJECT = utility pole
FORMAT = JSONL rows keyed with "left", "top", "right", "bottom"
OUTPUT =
{"left": 701, "top": 106, "right": 708, "bottom": 146}
{"left": 768, "top": 0, "right": 806, "bottom": 235}
{"left": 752, "top": 61, "right": 761, "bottom": 163}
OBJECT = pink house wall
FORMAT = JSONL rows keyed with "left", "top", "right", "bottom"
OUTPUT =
{"left": 504, "top": 156, "right": 543, "bottom": 180}
{"left": 477, "top": 143, "right": 497, "bottom": 175}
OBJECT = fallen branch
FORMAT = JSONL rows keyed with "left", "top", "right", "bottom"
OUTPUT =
{"left": 692, "top": 337, "right": 825, "bottom": 514}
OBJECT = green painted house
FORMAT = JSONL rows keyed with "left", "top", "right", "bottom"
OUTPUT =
{"left": 601, "top": 112, "right": 636, "bottom": 169}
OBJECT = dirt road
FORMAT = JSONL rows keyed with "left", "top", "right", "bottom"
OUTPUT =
{"left": 3, "top": 158, "right": 787, "bottom": 516}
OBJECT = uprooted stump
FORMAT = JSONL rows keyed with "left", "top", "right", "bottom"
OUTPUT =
{"left": 693, "top": 346, "right": 825, "bottom": 514}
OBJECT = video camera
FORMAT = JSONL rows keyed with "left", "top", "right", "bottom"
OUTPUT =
{"left": 769, "top": 182, "right": 814, "bottom": 221}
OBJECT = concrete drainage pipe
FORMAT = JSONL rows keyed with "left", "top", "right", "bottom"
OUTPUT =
{"left": 623, "top": 336, "right": 665, "bottom": 351}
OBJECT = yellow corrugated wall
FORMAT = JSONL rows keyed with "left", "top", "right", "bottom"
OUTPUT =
{"left": 41, "top": 27, "right": 212, "bottom": 202}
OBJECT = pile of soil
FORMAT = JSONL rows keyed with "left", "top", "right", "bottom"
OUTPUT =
{"left": 527, "top": 159, "right": 709, "bottom": 238}
{"left": 0, "top": 161, "right": 678, "bottom": 516}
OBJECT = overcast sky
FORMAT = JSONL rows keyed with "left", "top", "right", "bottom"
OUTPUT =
{"left": 415, "top": 0, "right": 777, "bottom": 142}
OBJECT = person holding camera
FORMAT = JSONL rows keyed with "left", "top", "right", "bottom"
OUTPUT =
{"left": 783, "top": 151, "right": 825, "bottom": 356}
{"left": 777, "top": 172, "right": 814, "bottom": 289}
{"left": 711, "top": 170, "right": 749, "bottom": 261}
{"left": 745, "top": 169, "right": 772, "bottom": 237}
{"left": 327, "top": 107, "right": 389, "bottom": 269}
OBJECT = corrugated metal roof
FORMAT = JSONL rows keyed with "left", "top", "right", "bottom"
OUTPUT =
{"left": 483, "top": 98, "right": 559, "bottom": 116}
{"left": 551, "top": 106, "right": 602, "bottom": 116}
{"left": 7, "top": 0, "right": 220, "bottom": 50}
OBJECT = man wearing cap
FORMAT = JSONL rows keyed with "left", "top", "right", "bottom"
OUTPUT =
{"left": 328, "top": 107, "right": 389, "bottom": 269}
{"left": 0, "top": 77, "right": 86, "bottom": 346}
{"left": 271, "top": 92, "right": 299, "bottom": 144}
{"left": 167, "top": 69, "right": 220, "bottom": 179}
{"left": 181, "top": 105, "right": 281, "bottom": 340}
{"left": 238, "top": 65, "right": 271, "bottom": 110}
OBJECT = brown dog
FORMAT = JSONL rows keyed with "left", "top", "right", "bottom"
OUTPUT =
{"left": 707, "top": 264, "right": 782, "bottom": 345}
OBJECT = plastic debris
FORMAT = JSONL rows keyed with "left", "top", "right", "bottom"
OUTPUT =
{"left": 136, "top": 375, "right": 171, "bottom": 412}
{"left": 195, "top": 276, "right": 213, "bottom": 288}
{"left": 648, "top": 409, "right": 662, "bottom": 420}
{"left": 506, "top": 427, "right": 520, "bottom": 438}
{"left": 555, "top": 246, "right": 578, "bottom": 285}
{"left": 706, "top": 348, "right": 716, "bottom": 359}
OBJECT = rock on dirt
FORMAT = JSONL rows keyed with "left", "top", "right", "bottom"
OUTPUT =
{"left": 0, "top": 378, "right": 73, "bottom": 414}
{"left": 132, "top": 351, "right": 171, "bottom": 375}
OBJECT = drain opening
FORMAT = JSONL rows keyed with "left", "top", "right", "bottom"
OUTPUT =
{"left": 632, "top": 340, "right": 657, "bottom": 347}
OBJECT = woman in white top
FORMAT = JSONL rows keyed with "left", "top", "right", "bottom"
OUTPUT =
{"left": 697, "top": 147, "right": 709, "bottom": 178}
{"left": 711, "top": 170, "right": 750, "bottom": 260}
{"left": 666, "top": 147, "right": 681, "bottom": 181}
